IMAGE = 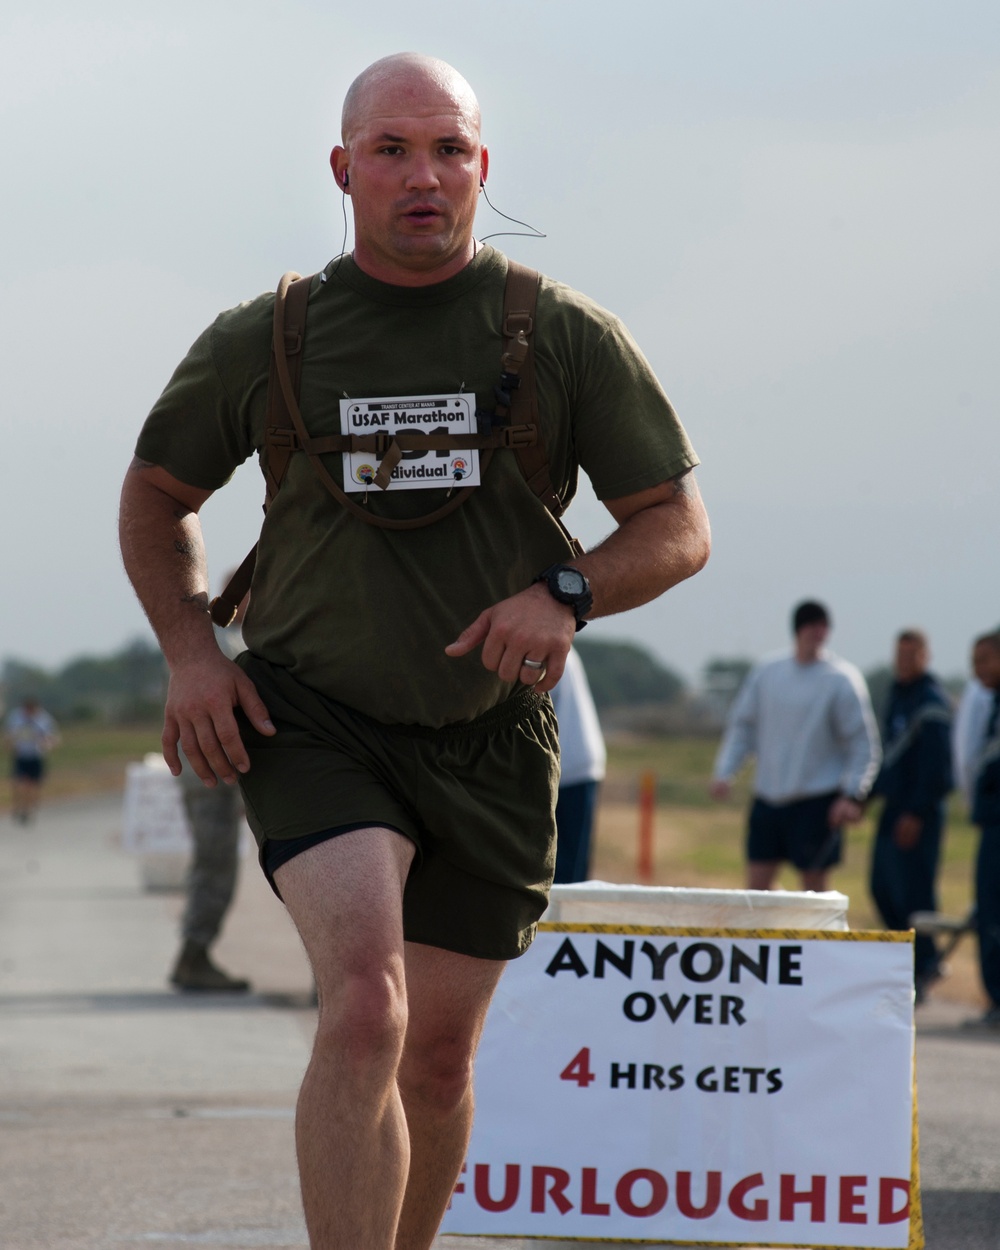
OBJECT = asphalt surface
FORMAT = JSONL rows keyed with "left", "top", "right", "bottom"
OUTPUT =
{"left": 2, "top": 792, "right": 999, "bottom": 1250}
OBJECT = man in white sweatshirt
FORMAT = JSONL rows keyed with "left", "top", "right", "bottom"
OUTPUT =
{"left": 711, "top": 601, "right": 881, "bottom": 892}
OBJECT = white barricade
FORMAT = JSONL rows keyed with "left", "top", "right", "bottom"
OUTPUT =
{"left": 441, "top": 883, "right": 920, "bottom": 1250}
{"left": 543, "top": 880, "right": 850, "bottom": 931}
{"left": 121, "top": 755, "right": 192, "bottom": 891}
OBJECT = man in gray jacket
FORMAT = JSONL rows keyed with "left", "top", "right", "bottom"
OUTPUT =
{"left": 711, "top": 601, "right": 881, "bottom": 892}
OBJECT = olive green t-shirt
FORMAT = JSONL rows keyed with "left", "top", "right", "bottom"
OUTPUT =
{"left": 137, "top": 246, "right": 698, "bottom": 727}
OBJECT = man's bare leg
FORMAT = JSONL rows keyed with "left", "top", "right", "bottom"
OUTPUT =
{"left": 275, "top": 828, "right": 416, "bottom": 1250}
{"left": 394, "top": 942, "right": 506, "bottom": 1250}
{"left": 747, "top": 859, "right": 780, "bottom": 890}
{"left": 799, "top": 867, "right": 831, "bottom": 892}
{"left": 12, "top": 776, "right": 39, "bottom": 821}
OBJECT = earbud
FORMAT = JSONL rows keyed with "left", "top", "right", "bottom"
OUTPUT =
{"left": 342, "top": 171, "right": 350, "bottom": 189}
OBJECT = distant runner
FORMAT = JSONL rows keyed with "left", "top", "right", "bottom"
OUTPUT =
{"left": 5, "top": 697, "right": 60, "bottom": 824}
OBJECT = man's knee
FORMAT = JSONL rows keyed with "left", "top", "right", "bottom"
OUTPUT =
{"left": 398, "top": 1032, "right": 476, "bottom": 1115}
{"left": 314, "top": 968, "right": 409, "bottom": 1070}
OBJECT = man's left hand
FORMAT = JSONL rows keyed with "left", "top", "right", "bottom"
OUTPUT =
{"left": 445, "top": 583, "right": 577, "bottom": 691}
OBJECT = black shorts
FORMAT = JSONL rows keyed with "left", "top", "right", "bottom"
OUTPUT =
{"left": 747, "top": 791, "right": 842, "bottom": 871}
{"left": 234, "top": 654, "right": 560, "bottom": 961}
{"left": 12, "top": 756, "right": 44, "bottom": 782}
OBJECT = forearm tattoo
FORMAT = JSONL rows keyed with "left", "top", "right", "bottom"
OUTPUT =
{"left": 180, "top": 591, "right": 211, "bottom": 615}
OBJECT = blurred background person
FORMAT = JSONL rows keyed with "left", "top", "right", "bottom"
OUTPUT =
{"left": 963, "top": 632, "right": 1000, "bottom": 1028}
{"left": 711, "top": 600, "right": 880, "bottom": 892}
{"left": 868, "top": 629, "right": 953, "bottom": 1003}
{"left": 5, "top": 696, "right": 60, "bottom": 824}
{"left": 550, "top": 648, "right": 606, "bottom": 884}
{"left": 954, "top": 648, "right": 995, "bottom": 809}
{"left": 169, "top": 584, "right": 251, "bottom": 993}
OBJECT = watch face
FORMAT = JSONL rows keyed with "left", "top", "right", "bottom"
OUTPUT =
{"left": 555, "top": 568, "right": 585, "bottom": 596}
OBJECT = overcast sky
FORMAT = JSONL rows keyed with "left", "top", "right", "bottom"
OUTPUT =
{"left": 2, "top": 1, "right": 998, "bottom": 685}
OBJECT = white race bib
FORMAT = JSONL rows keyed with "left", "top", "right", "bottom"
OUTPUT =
{"left": 339, "top": 392, "right": 480, "bottom": 492}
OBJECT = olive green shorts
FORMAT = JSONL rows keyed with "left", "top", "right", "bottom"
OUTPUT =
{"left": 234, "top": 654, "right": 560, "bottom": 960}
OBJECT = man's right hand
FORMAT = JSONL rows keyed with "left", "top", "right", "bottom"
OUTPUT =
{"left": 119, "top": 459, "right": 277, "bottom": 786}
{"left": 164, "top": 654, "right": 275, "bottom": 786}
{"left": 709, "top": 779, "right": 731, "bottom": 801}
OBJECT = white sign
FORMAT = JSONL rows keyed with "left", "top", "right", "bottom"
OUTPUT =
{"left": 121, "top": 761, "right": 191, "bottom": 854}
{"left": 339, "top": 392, "right": 480, "bottom": 492}
{"left": 442, "top": 924, "right": 919, "bottom": 1249}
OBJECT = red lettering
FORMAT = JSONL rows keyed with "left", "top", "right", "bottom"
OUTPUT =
{"left": 473, "top": 1163, "right": 520, "bottom": 1213}
{"left": 728, "top": 1173, "right": 769, "bottom": 1221}
{"left": 615, "top": 1169, "right": 669, "bottom": 1218}
{"left": 839, "top": 1175, "right": 868, "bottom": 1224}
{"left": 878, "top": 1177, "right": 911, "bottom": 1224}
{"left": 560, "top": 1046, "right": 597, "bottom": 1088}
{"left": 531, "top": 1166, "right": 573, "bottom": 1215}
{"left": 780, "top": 1173, "right": 826, "bottom": 1222}
{"left": 581, "top": 1167, "right": 611, "bottom": 1215}
{"left": 676, "top": 1171, "right": 722, "bottom": 1219}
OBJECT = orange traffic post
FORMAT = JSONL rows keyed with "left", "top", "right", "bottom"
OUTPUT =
{"left": 637, "top": 770, "right": 656, "bottom": 883}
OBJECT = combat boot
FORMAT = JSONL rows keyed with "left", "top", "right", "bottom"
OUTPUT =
{"left": 169, "top": 941, "right": 251, "bottom": 992}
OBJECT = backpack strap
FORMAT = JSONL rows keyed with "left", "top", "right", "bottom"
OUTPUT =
{"left": 503, "top": 261, "right": 584, "bottom": 557}
{"left": 503, "top": 261, "right": 560, "bottom": 517}
{"left": 264, "top": 272, "right": 312, "bottom": 504}
{"left": 210, "top": 272, "right": 311, "bottom": 625}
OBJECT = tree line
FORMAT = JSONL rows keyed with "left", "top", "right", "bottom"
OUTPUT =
{"left": 1, "top": 636, "right": 960, "bottom": 731}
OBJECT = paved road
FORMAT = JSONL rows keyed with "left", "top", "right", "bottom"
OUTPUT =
{"left": 2, "top": 793, "right": 998, "bottom": 1249}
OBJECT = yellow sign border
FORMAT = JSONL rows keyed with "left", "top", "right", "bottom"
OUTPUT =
{"left": 539, "top": 922, "right": 913, "bottom": 942}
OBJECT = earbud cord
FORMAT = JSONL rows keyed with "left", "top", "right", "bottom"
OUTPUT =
{"left": 478, "top": 183, "right": 547, "bottom": 242}
{"left": 326, "top": 184, "right": 351, "bottom": 279}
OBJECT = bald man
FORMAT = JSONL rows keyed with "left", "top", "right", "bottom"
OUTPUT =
{"left": 120, "top": 54, "right": 709, "bottom": 1249}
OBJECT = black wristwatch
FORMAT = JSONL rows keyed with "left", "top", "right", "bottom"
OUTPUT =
{"left": 534, "top": 564, "right": 593, "bottom": 630}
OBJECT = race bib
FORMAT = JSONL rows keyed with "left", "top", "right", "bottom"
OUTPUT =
{"left": 339, "top": 392, "right": 480, "bottom": 492}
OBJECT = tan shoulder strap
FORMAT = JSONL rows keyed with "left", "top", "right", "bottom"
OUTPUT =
{"left": 503, "top": 261, "right": 554, "bottom": 513}
{"left": 263, "top": 272, "right": 312, "bottom": 503}
{"left": 210, "top": 272, "right": 312, "bottom": 625}
{"left": 504, "top": 261, "right": 584, "bottom": 556}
